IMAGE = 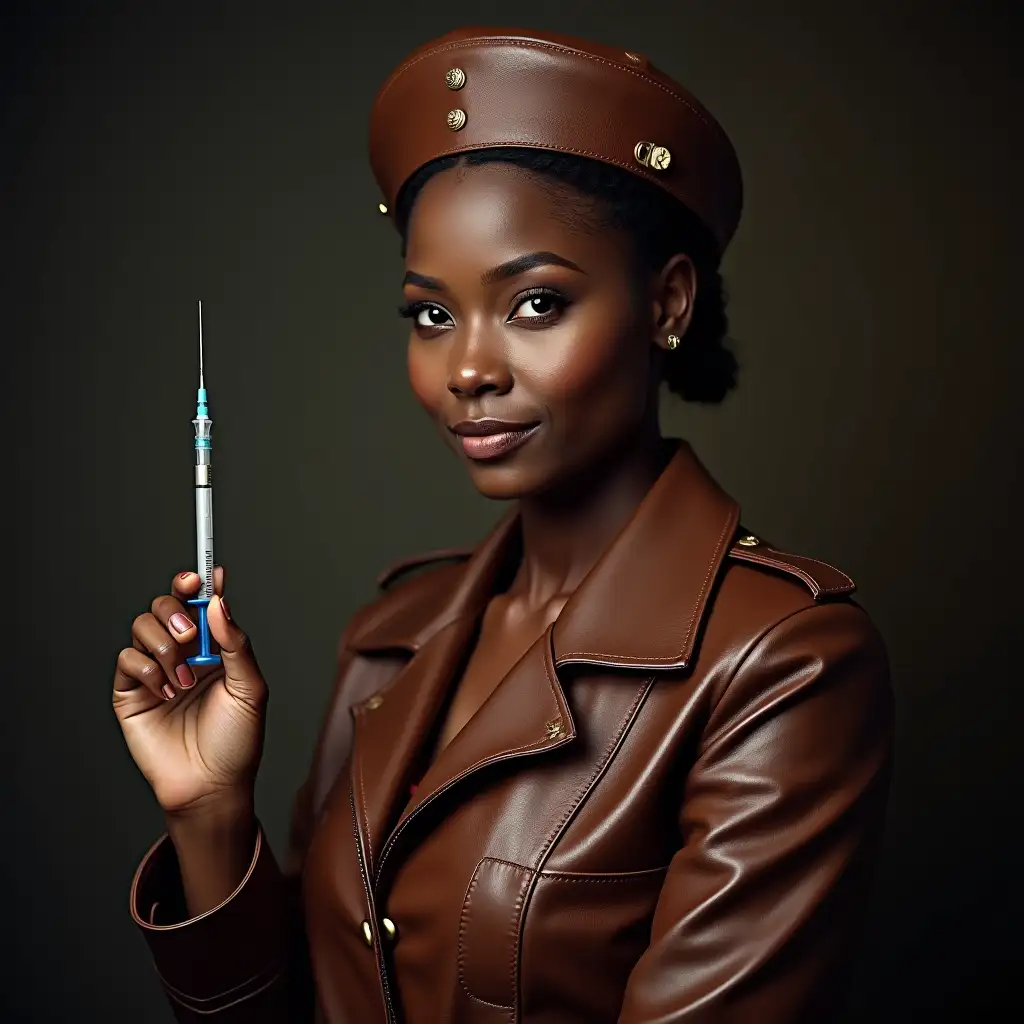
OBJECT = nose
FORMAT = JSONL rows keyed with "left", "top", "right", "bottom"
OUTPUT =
{"left": 446, "top": 333, "right": 512, "bottom": 398}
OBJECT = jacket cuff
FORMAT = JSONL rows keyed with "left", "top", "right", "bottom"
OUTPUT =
{"left": 130, "top": 821, "right": 293, "bottom": 1014}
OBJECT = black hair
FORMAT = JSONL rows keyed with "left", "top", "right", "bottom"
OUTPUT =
{"left": 394, "top": 147, "right": 737, "bottom": 404}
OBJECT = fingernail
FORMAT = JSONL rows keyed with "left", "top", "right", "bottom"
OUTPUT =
{"left": 220, "top": 596, "right": 232, "bottom": 622}
{"left": 169, "top": 612, "right": 194, "bottom": 634}
{"left": 176, "top": 663, "right": 196, "bottom": 689}
{"left": 178, "top": 572, "right": 192, "bottom": 579}
{"left": 161, "top": 683, "right": 176, "bottom": 700}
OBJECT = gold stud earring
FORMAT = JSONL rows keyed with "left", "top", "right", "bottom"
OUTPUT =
{"left": 667, "top": 334, "right": 680, "bottom": 350}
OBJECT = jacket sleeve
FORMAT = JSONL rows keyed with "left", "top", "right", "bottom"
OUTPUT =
{"left": 618, "top": 601, "right": 894, "bottom": 1024}
{"left": 129, "top": 631, "right": 365, "bottom": 1023}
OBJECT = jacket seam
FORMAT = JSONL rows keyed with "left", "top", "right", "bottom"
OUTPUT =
{"left": 457, "top": 858, "right": 533, "bottom": 1012}
{"left": 157, "top": 963, "right": 284, "bottom": 1012}
{"left": 698, "top": 601, "right": 852, "bottom": 759}
{"left": 513, "top": 667, "right": 658, "bottom": 1014}
{"left": 538, "top": 865, "right": 670, "bottom": 882}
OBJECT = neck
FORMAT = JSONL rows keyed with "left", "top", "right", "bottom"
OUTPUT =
{"left": 509, "top": 428, "right": 673, "bottom": 608}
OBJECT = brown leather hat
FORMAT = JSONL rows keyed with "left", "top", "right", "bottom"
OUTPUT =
{"left": 369, "top": 27, "right": 743, "bottom": 253}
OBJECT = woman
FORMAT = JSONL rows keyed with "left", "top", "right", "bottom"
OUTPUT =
{"left": 114, "top": 27, "right": 893, "bottom": 1024}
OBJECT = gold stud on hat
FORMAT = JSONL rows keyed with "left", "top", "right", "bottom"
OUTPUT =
{"left": 447, "top": 108, "right": 467, "bottom": 131}
{"left": 445, "top": 67, "right": 466, "bottom": 90}
{"left": 634, "top": 141, "right": 672, "bottom": 172}
{"left": 667, "top": 334, "right": 680, "bottom": 349}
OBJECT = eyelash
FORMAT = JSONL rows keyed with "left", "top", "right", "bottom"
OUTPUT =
{"left": 397, "top": 287, "right": 570, "bottom": 328}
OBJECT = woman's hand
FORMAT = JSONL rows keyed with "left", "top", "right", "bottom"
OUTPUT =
{"left": 112, "top": 567, "right": 268, "bottom": 821}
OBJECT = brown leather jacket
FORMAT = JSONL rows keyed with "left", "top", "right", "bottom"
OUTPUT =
{"left": 130, "top": 441, "right": 893, "bottom": 1022}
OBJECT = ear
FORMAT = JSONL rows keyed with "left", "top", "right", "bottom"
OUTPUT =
{"left": 651, "top": 254, "right": 697, "bottom": 351}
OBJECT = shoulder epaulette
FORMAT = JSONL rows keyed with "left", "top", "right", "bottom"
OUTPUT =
{"left": 727, "top": 531, "right": 856, "bottom": 599}
{"left": 375, "top": 546, "right": 475, "bottom": 591}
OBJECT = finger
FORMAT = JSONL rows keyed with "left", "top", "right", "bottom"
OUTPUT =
{"left": 115, "top": 646, "right": 176, "bottom": 702}
{"left": 132, "top": 612, "right": 198, "bottom": 696}
{"left": 171, "top": 565, "right": 224, "bottom": 599}
{"left": 171, "top": 571, "right": 203, "bottom": 601}
{"left": 207, "top": 595, "right": 266, "bottom": 706}
{"left": 151, "top": 593, "right": 198, "bottom": 645}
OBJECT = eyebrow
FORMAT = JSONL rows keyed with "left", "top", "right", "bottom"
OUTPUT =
{"left": 402, "top": 251, "right": 586, "bottom": 293}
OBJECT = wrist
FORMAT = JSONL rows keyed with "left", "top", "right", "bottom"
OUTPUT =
{"left": 164, "top": 789, "right": 256, "bottom": 838}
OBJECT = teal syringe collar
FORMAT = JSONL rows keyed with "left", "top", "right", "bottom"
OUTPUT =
{"left": 186, "top": 597, "right": 222, "bottom": 666}
{"left": 196, "top": 387, "right": 208, "bottom": 418}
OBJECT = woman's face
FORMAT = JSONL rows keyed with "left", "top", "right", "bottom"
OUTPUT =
{"left": 401, "top": 162, "right": 663, "bottom": 502}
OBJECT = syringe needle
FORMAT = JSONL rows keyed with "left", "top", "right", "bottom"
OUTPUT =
{"left": 198, "top": 299, "right": 205, "bottom": 390}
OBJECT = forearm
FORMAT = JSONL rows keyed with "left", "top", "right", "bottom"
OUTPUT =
{"left": 165, "top": 796, "right": 258, "bottom": 918}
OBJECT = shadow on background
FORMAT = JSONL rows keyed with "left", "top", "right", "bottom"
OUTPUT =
{"left": 4, "top": 1, "right": 1020, "bottom": 1019}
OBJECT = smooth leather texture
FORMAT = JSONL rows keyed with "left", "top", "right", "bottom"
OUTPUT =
{"left": 369, "top": 27, "right": 743, "bottom": 253}
{"left": 130, "top": 440, "right": 893, "bottom": 1022}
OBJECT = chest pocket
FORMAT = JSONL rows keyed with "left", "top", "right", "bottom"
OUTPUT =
{"left": 458, "top": 856, "right": 668, "bottom": 1020}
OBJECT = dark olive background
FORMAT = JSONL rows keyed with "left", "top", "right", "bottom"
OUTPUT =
{"left": 4, "top": 1, "right": 1020, "bottom": 1019}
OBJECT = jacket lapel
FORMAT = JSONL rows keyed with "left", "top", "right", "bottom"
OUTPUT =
{"left": 552, "top": 439, "right": 740, "bottom": 670}
{"left": 348, "top": 612, "right": 480, "bottom": 876}
{"left": 375, "top": 623, "right": 574, "bottom": 884}
{"left": 344, "top": 440, "right": 741, "bottom": 881}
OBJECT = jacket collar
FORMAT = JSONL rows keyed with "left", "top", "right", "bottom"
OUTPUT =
{"left": 349, "top": 439, "right": 741, "bottom": 672}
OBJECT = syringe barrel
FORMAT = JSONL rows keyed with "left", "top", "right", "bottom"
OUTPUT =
{"left": 195, "top": 481, "right": 214, "bottom": 599}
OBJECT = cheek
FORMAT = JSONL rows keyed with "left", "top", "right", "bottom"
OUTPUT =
{"left": 522, "top": 301, "right": 649, "bottom": 433}
{"left": 407, "top": 339, "right": 447, "bottom": 416}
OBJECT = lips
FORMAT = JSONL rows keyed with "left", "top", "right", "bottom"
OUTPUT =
{"left": 448, "top": 419, "right": 540, "bottom": 461}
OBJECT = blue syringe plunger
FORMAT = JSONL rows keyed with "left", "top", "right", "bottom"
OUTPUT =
{"left": 186, "top": 597, "right": 221, "bottom": 666}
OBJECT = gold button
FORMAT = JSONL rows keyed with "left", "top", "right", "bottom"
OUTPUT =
{"left": 633, "top": 141, "right": 672, "bottom": 172}
{"left": 382, "top": 917, "right": 397, "bottom": 941}
{"left": 736, "top": 534, "right": 760, "bottom": 547}
{"left": 445, "top": 67, "right": 466, "bottom": 90}
{"left": 364, "top": 694, "right": 384, "bottom": 710}
{"left": 545, "top": 718, "right": 565, "bottom": 740}
{"left": 447, "top": 108, "right": 467, "bottom": 131}
{"left": 361, "top": 920, "right": 373, "bottom": 947}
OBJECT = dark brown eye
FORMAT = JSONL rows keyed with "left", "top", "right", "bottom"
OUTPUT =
{"left": 512, "top": 292, "right": 564, "bottom": 320}
{"left": 416, "top": 305, "right": 452, "bottom": 327}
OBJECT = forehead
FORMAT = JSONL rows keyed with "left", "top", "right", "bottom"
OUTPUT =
{"left": 404, "top": 162, "right": 608, "bottom": 266}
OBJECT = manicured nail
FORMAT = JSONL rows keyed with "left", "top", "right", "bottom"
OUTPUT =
{"left": 178, "top": 572, "right": 192, "bottom": 579}
{"left": 220, "top": 596, "right": 232, "bottom": 622}
{"left": 169, "top": 612, "right": 193, "bottom": 634}
{"left": 161, "top": 683, "right": 176, "bottom": 700}
{"left": 175, "top": 663, "right": 196, "bottom": 689}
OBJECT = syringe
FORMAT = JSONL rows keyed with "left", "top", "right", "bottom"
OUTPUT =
{"left": 187, "top": 300, "right": 221, "bottom": 667}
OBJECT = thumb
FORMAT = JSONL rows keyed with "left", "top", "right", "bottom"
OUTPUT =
{"left": 207, "top": 595, "right": 266, "bottom": 705}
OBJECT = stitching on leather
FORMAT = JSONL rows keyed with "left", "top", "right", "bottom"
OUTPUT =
{"left": 539, "top": 864, "right": 669, "bottom": 882}
{"left": 356, "top": 737, "right": 374, "bottom": 872}
{"left": 513, "top": 675, "right": 656, "bottom": 1010}
{"left": 696, "top": 603, "right": 842, "bottom": 759}
{"left": 163, "top": 973, "right": 282, "bottom": 1014}
{"left": 156, "top": 962, "right": 283, "bottom": 1009}
{"left": 558, "top": 513, "right": 736, "bottom": 664}
{"left": 376, "top": 38, "right": 713, "bottom": 127}
{"left": 731, "top": 549, "right": 855, "bottom": 595}
{"left": 457, "top": 858, "right": 531, "bottom": 1011}
{"left": 538, "top": 873, "right": 665, "bottom": 884}
{"left": 377, "top": 734, "right": 551, "bottom": 881}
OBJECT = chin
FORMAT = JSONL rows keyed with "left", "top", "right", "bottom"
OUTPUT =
{"left": 462, "top": 461, "right": 544, "bottom": 501}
